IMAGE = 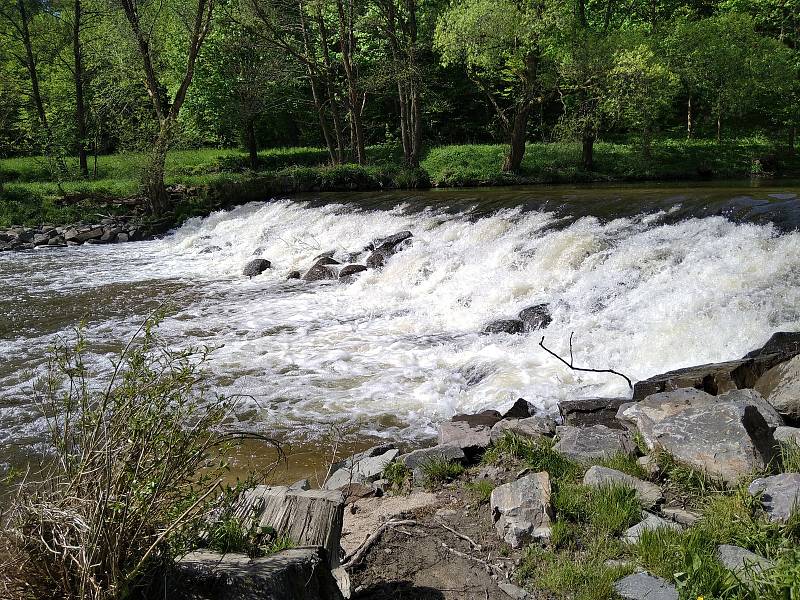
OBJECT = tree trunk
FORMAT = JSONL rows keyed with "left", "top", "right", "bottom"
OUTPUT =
{"left": 18, "top": 0, "right": 47, "bottom": 130}
{"left": 143, "top": 122, "right": 172, "bottom": 215}
{"left": 409, "top": 83, "right": 422, "bottom": 166}
{"left": 582, "top": 134, "right": 594, "bottom": 170}
{"left": 716, "top": 112, "right": 721, "bottom": 143}
{"left": 502, "top": 103, "right": 530, "bottom": 172}
{"left": 789, "top": 126, "right": 796, "bottom": 158}
{"left": 686, "top": 95, "right": 692, "bottom": 140}
{"left": 73, "top": 0, "right": 88, "bottom": 177}
{"left": 245, "top": 118, "right": 258, "bottom": 170}
{"left": 335, "top": 0, "right": 366, "bottom": 165}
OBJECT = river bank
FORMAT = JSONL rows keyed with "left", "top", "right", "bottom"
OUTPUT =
{"left": 2, "top": 139, "right": 799, "bottom": 229}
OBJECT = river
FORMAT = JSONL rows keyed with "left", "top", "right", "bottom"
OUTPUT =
{"left": 2, "top": 182, "right": 800, "bottom": 479}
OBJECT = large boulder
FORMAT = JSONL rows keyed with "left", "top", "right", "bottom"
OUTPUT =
{"left": 243, "top": 258, "right": 272, "bottom": 277}
{"left": 438, "top": 420, "right": 492, "bottom": 455}
{"left": 553, "top": 425, "right": 636, "bottom": 464}
{"left": 490, "top": 472, "right": 553, "bottom": 548}
{"left": 501, "top": 398, "right": 536, "bottom": 420}
{"left": 490, "top": 417, "right": 555, "bottom": 442}
{"left": 517, "top": 304, "right": 552, "bottom": 332}
{"left": 303, "top": 257, "right": 339, "bottom": 281}
{"left": 482, "top": 319, "right": 524, "bottom": 335}
{"left": 748, "top": 473, "right": 800, "bottom": 523}
{"left": 560, "top": 397, "right": 629, "bottom": 429}
{"left": 323, "top": 446, "right": 399, "bottom": 491}
{"left": 338, "top": 264, "right": 367, "bottom": 279}
{"left": 399, "top": 444, "right": 465, "bottom": 483}
{"left": 744, "top": 331, "right": 800, "bottom": 361}
{"left": 583, "top": 466, "right": 663, "bottom": 508}
{"left": 754, "top": 354, "right": 800, "bottom": 420}
{"left": 650, "top": 401, "right": 779, "bottom": 484}
{"left": 171, "top": 548, "right": 344, "bottom": 600}
{"left": 613, "top": 573, "right": 678, "bottom": 600}
{"left": 64, "top": 226, "right": 104, "bottom": 244}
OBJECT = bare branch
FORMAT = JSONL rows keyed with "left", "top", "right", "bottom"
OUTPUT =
{"left": 539, "top": 333, "right": 632, "bottom": 389}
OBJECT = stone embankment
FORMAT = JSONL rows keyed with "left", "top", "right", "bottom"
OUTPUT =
{"left": 0, "top": 218, "right": 152, "bottom": 251}
{"left": 171, "top": 331, "right": 800, "bottom": 600}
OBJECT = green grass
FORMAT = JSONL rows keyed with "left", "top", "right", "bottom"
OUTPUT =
{"left": 653, "top": 449, "right": 728, "bottom": 505}
{"left": 596, "top": 453, "right": 649, "bottom": 480}
{"left": 420, "top": 457, "right": 465, "bottom": 488}
{"left": 779, "top": 440, "right": 800, "bottom": 473}
{"left": 464, "top": 479, "right": 495, "bottom": 503}
{"left": 382, "top": 460, "right": 412, "bottom": 491}
{"left": 483, "top": 432, "right": 582, "bottom": 482}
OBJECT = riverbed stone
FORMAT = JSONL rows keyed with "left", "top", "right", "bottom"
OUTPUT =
{"left": 560, "top": 397, "right": 629, "bottom": 429}
{"left": 553, "top": 425, "right": 636, "bottom": 464}
{"left": 650, "top": 401, "right": 779, "bottom": 484}
{"left": 400, "top": 444, "right": 465, "bottom": 483}
{"left": 243, "top": 258, "right": 271, "bottom": 277}
{"left": 172, "top": 548, "right": 344, "bottom": 600}
{"left": 716, "top": 544, "right": 774, "bottom": 576}
{"left": 338, "top": 264, "right": 367, "bottom": 278}
{"left": 286, "top": 270, "right": 301, "bottom": 279}
{"left": 490, "top": 417, "right": 555, "bottom": 442}
{"left": 748, "top": 473, "right": 800, "bottom": 523}
{"left": 613, "top": 573, "right": 678, "bottom": 600}
{"left": 483, "top": 319, "right": 524, "bottom": 335}
{"left": 518, "top": 304, "right": 552, "bottom": 332}
{"left": 32, "top": 231, "right": 52, "bottom": 245}
{"left": 490, "top": 472, "right": 553, "bottom": 548}
{"left": 47, "top": 235, "right": 65, "bottom": 246}
{"left": 502, "top": 397, "right": 536, "bottom": 419}
{"left": 754, "top": 354, "right": 800, "bottom": 420}
{"left": 438, "top": 420, "right": 492, "bottom": 454}
{"left": 583, "top": 466, "right": 663, "bottom": 508}
{"left": 116, "top": 232, "right": 129, "bottom": 243}
{"left": 303, "top": 257, "right": 339, "bottom": 281}
{"left": 324, "top": 447, "right": 399, "bottom": 491}
{"left": 370, "top": 230, "right": 412, "bottom": 251}
{"left": 452, "top": 409, "right": 502, "bottom": 428}
{"left": 623, "top": 514, "right": 680, "bottom": 544}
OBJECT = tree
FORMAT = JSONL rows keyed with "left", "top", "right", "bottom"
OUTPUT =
{"left": 434, "top": 0, "right": 546, "bottom": 172}
{"left": 112, "top": 0, "right": 213, "bottom": 214}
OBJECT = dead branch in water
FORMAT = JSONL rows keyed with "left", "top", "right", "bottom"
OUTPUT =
{"left": 539, "top": 332, "right": 632, "bottom": 389}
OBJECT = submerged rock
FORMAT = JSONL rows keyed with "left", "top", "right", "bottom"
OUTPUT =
{"left": 613, "top": 572, "right": 678, "bottom": 600}
{"left": 490, "top": 472, "right": 553, "bottom": 548}
{"left": 517, "top": 303, "right": 552, "bottom": 332}
{"left": 482, "top": 319, "right": 524, "bottom": 335}
{"left": 748, "top": 473, "right": 800, "bottom": 523}
{"left": 243, "top": 258, "right": 271, "bottom": 277}
{"left": 303, "top": 257, "right": 339, "bottom": 281}
{"left": 338, "top": 264, "right": 367, "bottom": 278}
{"left": 364, "top": 231, "right": 413, "bottom": 268}
{"left": 553, "top": 425, "right": 636, "bottom": 464}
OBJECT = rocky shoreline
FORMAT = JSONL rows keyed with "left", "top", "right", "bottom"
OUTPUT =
{"left": 0, "top": 217, "right": 154, "bottom": 251}
{"left": 171, "top": 331, "right": 800, "bottom": 600}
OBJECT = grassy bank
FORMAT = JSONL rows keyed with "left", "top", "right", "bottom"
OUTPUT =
{"left": 2, "top": 138, "right": 798, "bottom": 227}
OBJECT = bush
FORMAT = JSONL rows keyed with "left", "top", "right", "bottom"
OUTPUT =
{"left": 420, "top": 458, "right": 464, "bottom": 487}
{"left": 0, "top": 317, "right": 270, "bottom": 600}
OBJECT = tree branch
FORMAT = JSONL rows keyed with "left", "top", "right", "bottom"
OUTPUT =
{"left": 539, "top": 332, "right": 632, "bottom": 389}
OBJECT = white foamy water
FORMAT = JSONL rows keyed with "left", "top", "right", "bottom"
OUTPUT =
{"left": 2, "top": 191, "right": 800, "bottom": 448}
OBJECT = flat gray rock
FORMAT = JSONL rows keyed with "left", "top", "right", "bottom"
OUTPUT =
{"left": 613, "top": 572, "right": 678, "bottom": 600}
{"left": 400, "top": 444, "right": 465, "bottom": 483}
{"left": 553, "top": 425, "right": 635, "bottom": 464}
{"left": 583, "top": 466, "right": 663, "bottom": 508}
{"left": 559, "top": 397, "right": 629, "bottom": 429}
{"left": 623, "top": 514, "right": 680, "bottom": 544}
{"left": 490, "top": 472, "right": 553, "bottom": 548}
{"left": 650, "top": 401, "right": 779, "bottom": 484}
{"left": 324, "top": 448, "right": 399, "bottom": 490}
{"left": 716, "top": 544, "right": 774, "bottom": 576}
{"left": 490, "top": 416, "right": 555, "bottom": 442}
{"left": 775, "top": 426, "right": 800, "bottom": 444}
{"left": 661, "top": 507, "right": 700, "bottom": 527}
{"left": 439, "top": 420, "right": 492, "bottom": 452}
{"left": 748, "top": 473, "right": 800, "bottom": 523}
{"left": 755, "top": 354, "right": 800, "bottom": 419}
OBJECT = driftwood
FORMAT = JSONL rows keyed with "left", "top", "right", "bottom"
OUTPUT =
{"left": 232, "top": 486, "right": 345, "bottom": 568}
{"left": 341, "top": 519, "right": 418, "bottom": 569}
{"left": 540, "top": 332, "right": 632, "bottom": 389}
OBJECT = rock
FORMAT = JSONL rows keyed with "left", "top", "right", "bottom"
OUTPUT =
{"left": 200, "top": 245, "right": 221, "bottom": 254}
{"left": 369, "top": 231, "right": 412, "bottom": 251}
{"left": 744, "top": 331, "right": 800, "bottom": 360}
{"left": 754, "top": 354, "right": 800, "bottom": 419}
{"left": 553, "top": 425, "right": 635, "bottom": 464}
{"left": 314, "top": 249, "right": 336, "bottom": 260}
{"left": 438, "top": 420, "right": 492, "bottom": 455}
{"left": 452, "top": 409, "right": 502, "bottom": 428}
{"left": 286, "top": 270, "right": 301, "bottom": 280}
{"left": 303, "top": 257, "right": 339, "bottom": 281}
{"left": 490, "top": 472, "right": 553, "bottom": 548}
{"left": 47, "top": 235, "right": 65, "bottom": 246}
{"left": 365, "top": 250, "right": 388, "bottom": 268}
{"left": 371, "top": 479, "right": 389, "bottom": 494}
{"left": 718, "top": 389, "right": 783, "bottom": 429}
{"left": 623, "top": 514, "right": 680, "bottom": 544}
{"left": 400, "top": 445, "right": 465, "bottom": 483}
{"left": 32, "top": 232, "right": 52, "bottom": 246}
{"left": 502, "top": 398, "right": 536, "bottom": 419}
{"left": 289, "top": 479, "right": 310, "bottom": 491}
{"left": 338, "top": 264, "right": 367, "bottom": 278}
{"left": 661, "top": 507, "right": 700, "bottom": 526}
{"left": 483, "top": 319, "right": 524, "bottom": 335}
{"left": 490, "top": 417, "right": 555, "bottom": 442}
{"left": 64, "top": 226, "right": 103, "bottom": 244}
{"left": 559, "top": 397, "right": 629, "bottom": 429}
{"left": 748, "top": 473, "right": 800, "bottom": 523}
{"left": 775, "top": 426, "right": 800, "bottom": 444}
{"left": 583, "top": 466, "right": 663, "bottom": 508}
{"left": 517, "top": 304, "right": 552, "bottom": 332}
{"left": 498, "top": 581, "right": 529, "bottom": 599}
{"left": 116, "top": 232, "right": 129, "bottom": 243}
{"left": 171, "top": 548, "right": 344, "bottom": 600}
{"left": 243, "top": 258, "right": 271, "bottom": 277}
{"left": 323, "top": 447, "right": 399, "bottom": 491}
{"left": 637, "top": 455, "right": 660, "bottom": 479}
{"left": 231, "top": 486, "right": 344, "bottom": 568}
{"left": 100, "top": 227, "right": 121, "bottom": 243}
{"left": 716, "top": 544, "right": 774, "bottom": 576}
{"left": 650, "top": 401, "right": 779, "bottom": 484}
{"left": 613, "top": 572, "right": 678, "bottom": 600}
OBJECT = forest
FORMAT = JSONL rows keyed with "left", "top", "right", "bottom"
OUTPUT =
{"left": 0, "top": 0, "right": 799, "bottom": 214}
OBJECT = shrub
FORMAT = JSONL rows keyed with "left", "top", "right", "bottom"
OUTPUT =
{"left": 420, "top": 458, "right": 464, "bottom": 487}
{"left": 0, "top": 317, "right": 272, "bottom": 600}
{"left": 383, "top": 460, "right": 412, "bottom": 490}
{"left": 206, "top": 520, "right": 294, "bottom": 558}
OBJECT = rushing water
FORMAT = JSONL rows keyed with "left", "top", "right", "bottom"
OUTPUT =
{"left": 2, "top": 182, "right": 800, "bottom": 469}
